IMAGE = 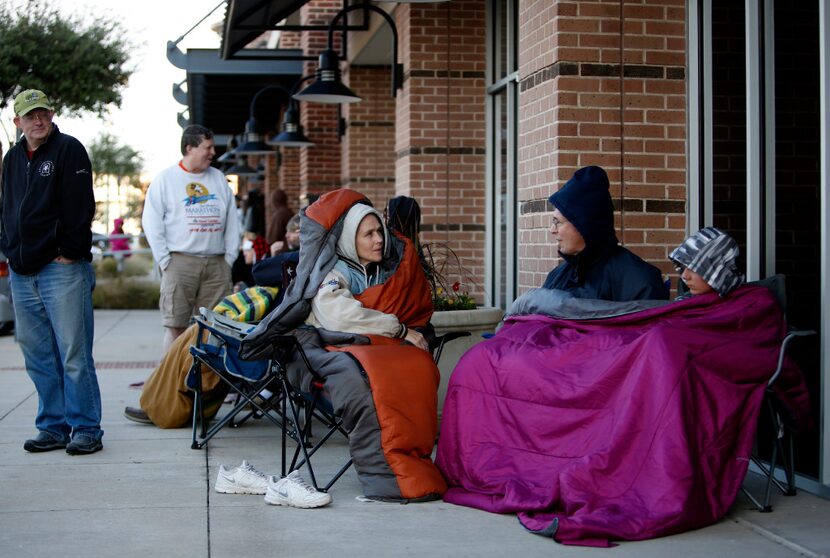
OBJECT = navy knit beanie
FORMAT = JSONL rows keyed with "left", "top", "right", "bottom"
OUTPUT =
{"left": 548, "top": 166, "right": 616, "bottom": 249}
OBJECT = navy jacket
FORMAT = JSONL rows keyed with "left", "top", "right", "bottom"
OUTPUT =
{"left": 542, "top": 242, "right": 669, "bottom": 301}
{"left": 1, "top": 125, "right": 94, "bottom": 275}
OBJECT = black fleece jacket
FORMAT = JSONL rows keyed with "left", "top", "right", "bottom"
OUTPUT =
{"left": 1, "top": 125, "right": 94, "bottom": 275}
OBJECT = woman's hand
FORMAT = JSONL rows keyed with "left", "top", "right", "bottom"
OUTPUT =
{"left": 404, "top": 329, "right": 429, "bottom": 351}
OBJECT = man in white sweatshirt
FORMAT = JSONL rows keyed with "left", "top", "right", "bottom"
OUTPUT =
{"left": 142, "top": 125, "right": 240, "bottom": 351}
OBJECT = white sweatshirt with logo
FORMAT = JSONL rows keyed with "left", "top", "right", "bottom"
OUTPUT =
{"left": 142, "top": 164, "right": 240, "bottom": 270}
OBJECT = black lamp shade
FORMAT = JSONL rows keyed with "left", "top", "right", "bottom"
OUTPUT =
{"left": 293, "top": 50, "right": 362, "bottom": 104}
{"left": 268, "top": 127, "right": 314, "bottom": 148}
{"left": 224, "top": 156, "right": 258, "bottom": 177}
{"left": 268, "top": 104, "right": 314, "bottom": 147}
{"left": 234, "top": 118, "right": 275, "bottom": 155}
{"left": 217, "top": 150, "right": 237, "bottom": 163}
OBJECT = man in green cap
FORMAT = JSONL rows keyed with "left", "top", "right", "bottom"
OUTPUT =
{"left": 0, "top": 89, "right": 103, "bottom": 454}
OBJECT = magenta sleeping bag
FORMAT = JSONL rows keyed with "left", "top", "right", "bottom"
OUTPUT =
{"left": 435, "top": 285, "right": 810, "bottom": 546}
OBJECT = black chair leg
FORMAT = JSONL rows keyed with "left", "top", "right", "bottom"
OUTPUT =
{"left": 190, "top": 361, "right": 205, "bottom": 449}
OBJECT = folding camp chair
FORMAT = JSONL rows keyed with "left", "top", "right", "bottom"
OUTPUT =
{"left": 676, "top": 274, "right": 814, "bottom": 511}
{"left": 188, "top": 308, "right": 289, "bottom": 450}
{"left": 273, "top": 327, "right": 471, "bottom": 493}
{"left": 188, "top": 296, "right": 470, "bottom": 492}
{"left": 738, "top": 275, "right": 816, "bottom": 512}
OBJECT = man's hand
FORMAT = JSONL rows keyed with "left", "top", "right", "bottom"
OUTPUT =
{"left": 54, "top": 256, "right": 75, "bottom": 264}
{"left": 270, "top": 241, "right": 285, "bottom": 256}
{"left": 404, "top": 329, "right": 429, "bottom": 351}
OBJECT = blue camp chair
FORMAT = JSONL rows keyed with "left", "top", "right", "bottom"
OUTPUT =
{"left": 188, "top": 304, "right": 469, "bottom": 492}
{"left": 188, "top": 308, "right": 289, "bottom": 450}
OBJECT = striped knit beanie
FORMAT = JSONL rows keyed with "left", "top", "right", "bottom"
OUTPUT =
{"left": 669, "top": 227, "right": 744, "bottom": 297}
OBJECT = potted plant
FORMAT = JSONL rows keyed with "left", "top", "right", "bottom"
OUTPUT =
{"left": 421, "top": 243, "right": 504, "bottom": 417}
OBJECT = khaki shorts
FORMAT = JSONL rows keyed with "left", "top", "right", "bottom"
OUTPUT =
{"left": 160, "top": 253, "right": 232, "bottom": 328}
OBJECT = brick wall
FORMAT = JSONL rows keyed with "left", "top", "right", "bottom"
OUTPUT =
{"left": 340, "top": 66, "right": 396, "bottom": 210}
{"left": 394, "top": 0, "right": 487, "bottom": 301}
{"left": 299, "top": 1, "right": 343, "bottom": 199}
{"left": 277, "top": 144, "right": 302, "bottom": 212}
{"left": 517, "top": 0, "right": 688, "bottom": 292}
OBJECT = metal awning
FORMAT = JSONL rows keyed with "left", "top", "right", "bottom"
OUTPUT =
{"left": 220, "top": 0, "right": 311, "bottom": 60}
{"left": 167, "top": 46, "right": 303, "bottom": 138}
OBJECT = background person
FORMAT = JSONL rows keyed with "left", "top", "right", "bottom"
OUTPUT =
{"left": 265, "top": 188, "right": 294, "bottom": 247}
{"left": 109, "top": 217, "right": 130, "bottom": 254}
{"left": 142, "top": 125, "right": 240, "bottom": 352}
{"left": 252, "top": 213, "right": 301, "bottom": 291}
{"left": 0, "top": 89, "right": 103, "bottom": 455}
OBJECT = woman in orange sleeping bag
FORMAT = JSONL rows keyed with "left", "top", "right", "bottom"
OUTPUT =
{"left": 295, "top": 201, "right": 447, "bottom": 502}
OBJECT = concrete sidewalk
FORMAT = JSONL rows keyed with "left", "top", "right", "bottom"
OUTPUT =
{"left": 0, "top": 309, "right": 828, "bottom": 558}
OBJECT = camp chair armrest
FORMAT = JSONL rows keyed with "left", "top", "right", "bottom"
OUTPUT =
{"left": 270, "top": 335, "right": 327, "bottom": 385}
{"left": 429, "top": 330, "right": 471, "bottom": 365}
{"left": 197, "top": 307, "right": 256, "bottom": 339}
{"left": 429, "top": 331, "right": 470, "bottom": 352}
{"left": 767, "top": 328, "right": 816, "bottom": 387}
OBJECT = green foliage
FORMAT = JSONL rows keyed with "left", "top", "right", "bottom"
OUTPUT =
{"left": 89, "top": 133, "right": 143, "bottom": 180}
{"left": 93, "top": 257, "right": 119, "bottom": 278}
{"left": 92, "top": 278, "right": 159, "bottom": 309}
{"left": 93, "top": 253, "right": 154, "bottom": 279}
{"left": 89, "top": 132, "right": 144, "bottom": 226}
{"left": 121, "top": 253, "right": 154, "bottom": 277}
{"left": 0, "top": 1, "right": 134, "bottom": 117}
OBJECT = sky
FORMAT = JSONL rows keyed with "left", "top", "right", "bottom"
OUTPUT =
{"left": 1, "top": 0, "right": 225, "bottom": 180}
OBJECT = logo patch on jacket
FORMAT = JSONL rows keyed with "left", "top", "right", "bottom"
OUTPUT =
{"left": 38, "top": 161, "right": 54, "bottom": 177}
{"left": 182, "top": 182, "right": 217, "bottom": 206}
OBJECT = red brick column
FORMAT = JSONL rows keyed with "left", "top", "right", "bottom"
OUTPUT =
{"left": 299, "top": 1, "right": 343, "bottom": 200}
{"left": 517, "top": 0, "right": 688, "bottom": 291}
{"left": 277, "top": 145, "right": 302, "bottom": 212}
{"left": 340, "top": 66, "right": 396, "bottom": 210}
{"left": 395, "top": 1, "right": 487, "bottom": 301}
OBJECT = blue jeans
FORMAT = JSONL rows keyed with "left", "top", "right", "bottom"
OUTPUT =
{"left": 10, "top": 260, "right": 103, "bottom": 441}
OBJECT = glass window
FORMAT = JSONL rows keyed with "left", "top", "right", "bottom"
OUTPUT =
{"left": 486, "top": 0, "right": 518, "bottom": 309}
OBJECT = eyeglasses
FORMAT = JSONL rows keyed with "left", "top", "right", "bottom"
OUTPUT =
{"left": 551, "top": 216, "right": 569, "bottom": 230}
{"left": 21, "top": 110, "right": 52, "bottom": 122}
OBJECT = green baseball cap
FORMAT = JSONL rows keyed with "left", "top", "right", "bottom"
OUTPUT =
{"left": 14, "top": 89, "right": 53, "bottom": 117}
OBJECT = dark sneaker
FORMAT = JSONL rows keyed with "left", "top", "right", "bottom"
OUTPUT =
{"left": 23, "top": 431, "right": 69, "bottom": 453}
{"left": 123, "top": 406, "right": 152, "bottom": 424}
{"left": 66, "top": 433, "right": 103, "bottom": 455}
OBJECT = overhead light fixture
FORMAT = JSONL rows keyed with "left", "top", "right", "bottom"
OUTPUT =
{"left": 223, "top": 155, "right": 258, "bottom": 177}
{"left": 216, "top": 135, "right": 239, "bottom": 163}
{"left": 294, "top": 3, "right": 403, "bottom": 104}
{"left": 268, "top": 75, "right": 316, "bottom": 147}
{"left": 268, "top": 103, "right": 315, "bottom": 147}
{"left": 233, "top": 85, "right": 298, "bottom": 156}
{"left": 234, "top": 118, "right": 274, "bottom": 156}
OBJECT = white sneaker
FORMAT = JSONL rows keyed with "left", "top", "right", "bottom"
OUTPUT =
{"left": 264, "top": 470, "right": 332, "bottom": 508}
{"left": 214, "top": 460, "right": 270, "bottom": 495}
